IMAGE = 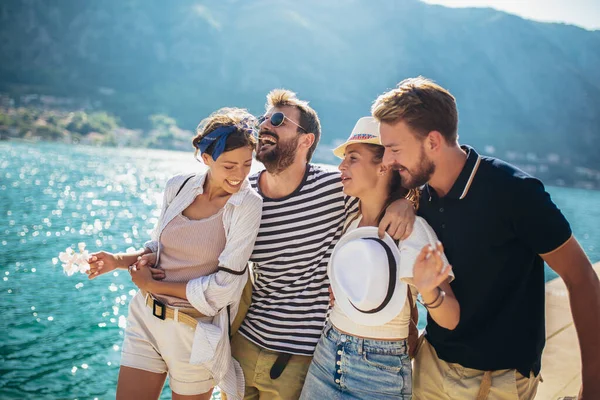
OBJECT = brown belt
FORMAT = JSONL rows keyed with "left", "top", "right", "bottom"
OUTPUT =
{"left": 141, "top": 290, "right": 206, "bottom": 329}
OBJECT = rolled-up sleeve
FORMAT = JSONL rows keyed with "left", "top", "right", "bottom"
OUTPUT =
{"left": 186, "top": 193, "right": 262, "bottom": 316}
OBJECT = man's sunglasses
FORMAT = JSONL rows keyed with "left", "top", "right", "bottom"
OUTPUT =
{"left": 257, "top": 112, "right": 307, "bottom": 133}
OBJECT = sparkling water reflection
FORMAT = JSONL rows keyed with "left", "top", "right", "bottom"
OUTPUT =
{"left": 1, "top": 142, "right": 219, "bottom": 399}
{"left": 1, "top": 142, "right": 599, "bottom": 399}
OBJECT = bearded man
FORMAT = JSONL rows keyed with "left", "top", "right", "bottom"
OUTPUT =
{"left": 374, "top": 77, "right": 600, "bottom": 399}
{"left": 230, "top": 89, "right": 416, "bottom": 399}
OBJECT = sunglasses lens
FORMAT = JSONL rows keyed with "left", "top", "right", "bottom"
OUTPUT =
{"left": 271, "top": 112, "right": 285, "bottom": 127}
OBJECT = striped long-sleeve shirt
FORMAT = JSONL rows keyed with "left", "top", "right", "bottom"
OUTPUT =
{"left": 238, "top": 164, "right": 358, "bottom": 355}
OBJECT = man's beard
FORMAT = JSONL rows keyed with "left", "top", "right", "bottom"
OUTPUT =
{"left": 256, "top": 131, "right": 300, "bottom": 174}
{"left": 394, "top": 146, "right": 435, "bottom": 189}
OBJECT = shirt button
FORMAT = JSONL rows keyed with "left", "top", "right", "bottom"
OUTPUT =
{"left": 337, "top": 369, "right": 342, "bottom": 374}
{"left": 439, "top": 207, "right": 444, "bottom": 213}
{"left": 337, "top": 350, "right": 342, "bottom": 355}
{"left": 336, "top": 361, "right": 341, "bottom": 365}
{"left": 441, "top": 224, "right": 446, "bottom": 229}
{"left": 335, "top": 379, "right": 340, "bottom": 383}
{"left": 340, "top": 336, "right": 346, "bottom": 343}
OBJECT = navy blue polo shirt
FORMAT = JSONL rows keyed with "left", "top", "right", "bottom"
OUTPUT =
{"left": 419, "top": 145, "right": 572, "bottom": 377}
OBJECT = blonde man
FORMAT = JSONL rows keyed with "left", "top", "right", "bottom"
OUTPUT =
{"left": 372, "top": 77, "right": 600, "bottom": 399}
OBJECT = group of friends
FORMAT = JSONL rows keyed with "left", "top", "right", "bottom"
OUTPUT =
{"left": 87, "top": 77, "right": 600, "bottom": 400}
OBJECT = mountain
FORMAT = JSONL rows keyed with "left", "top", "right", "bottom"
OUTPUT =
{"left": 1, "top": 0, "right": 599, "bottom": 169}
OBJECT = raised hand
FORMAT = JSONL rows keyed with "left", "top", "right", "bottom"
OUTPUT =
{"left": 87, "top": 251, "right": 121, "bottom": 280}
{"left": 413, "top": 241, "right": 452, "bottom": 295}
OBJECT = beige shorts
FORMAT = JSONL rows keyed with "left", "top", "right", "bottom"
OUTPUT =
{"left": 120, "top": 292, "right": 215, "bottom": 395}
{"left": 230, "top": 333, "right": 312, "bottom": 400}
{"left": 413, "top": 337, "right": 541, "bottom": 400}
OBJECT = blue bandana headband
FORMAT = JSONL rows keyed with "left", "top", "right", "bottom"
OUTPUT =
{"left": 197, "top": 125, "right": 236, "bottom": 161}
{"left": 196, "top": 121, "right": 257, "bottom": 160}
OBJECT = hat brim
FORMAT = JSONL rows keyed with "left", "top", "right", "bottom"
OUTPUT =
{"left": 328, "top": 226, "right": 407, "bottom": 327}
{"left": 332, "top": 138, "right": 382, "bottom": 159}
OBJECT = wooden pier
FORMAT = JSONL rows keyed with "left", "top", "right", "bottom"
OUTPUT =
{"left": 536, "top": 261, "right": 600, "bottom": 399}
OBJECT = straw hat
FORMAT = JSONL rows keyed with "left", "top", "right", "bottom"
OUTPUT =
{"left": 333, "top": 117, "right": 381, "bottom": 159}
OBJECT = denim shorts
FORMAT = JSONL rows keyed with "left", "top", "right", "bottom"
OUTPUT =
{"left": 300, "top": 322, "right": 412, "bottom": 399}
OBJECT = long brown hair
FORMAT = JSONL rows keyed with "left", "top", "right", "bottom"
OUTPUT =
{"left": 363, "top": 143, "right": 419, "bottom": 224}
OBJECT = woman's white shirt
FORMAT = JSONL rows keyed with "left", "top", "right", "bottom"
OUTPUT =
{"left": 144, "top": 171, "right": 262, "bottom": 400}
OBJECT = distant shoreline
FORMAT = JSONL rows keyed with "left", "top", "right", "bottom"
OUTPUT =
{"left": 4, "top": 138, "right": 600, "bottom": 192}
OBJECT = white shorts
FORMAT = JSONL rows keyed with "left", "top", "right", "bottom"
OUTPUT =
{"left": 120, "top": 292, "right": 215, "bottom": 395}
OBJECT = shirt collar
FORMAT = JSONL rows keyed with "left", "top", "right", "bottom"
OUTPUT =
{"left": 190, "top": 170, "right": 251, "bottom": 207}
{"left": 425, "top": 145, "right": 481, "bottom": 201}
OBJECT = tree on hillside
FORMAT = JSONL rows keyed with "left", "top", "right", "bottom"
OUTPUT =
{"left": 150, "top": 114, "right": 177, "bottom": 131}
{"left": 35, "top": 124, "right": 67, "bottom": 140}
{"left": 66, "top": 111, "right": 119, "bottom": 135}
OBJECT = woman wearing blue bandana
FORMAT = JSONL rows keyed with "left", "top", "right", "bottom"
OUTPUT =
{"left": 87, "top": 107, "right": 263, "bottom": 400}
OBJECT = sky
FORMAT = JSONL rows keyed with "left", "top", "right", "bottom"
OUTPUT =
{"left": 421, "top": 0, "right": 600, "bottom": 30}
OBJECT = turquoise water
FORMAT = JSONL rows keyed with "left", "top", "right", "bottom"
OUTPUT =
{"left": 1, "top": 142, "right": 599, "bottom": 399}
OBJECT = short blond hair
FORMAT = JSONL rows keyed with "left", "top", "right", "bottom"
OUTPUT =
{"left": 265, "top": 89, "right": 321, "bottom": 162}
{"left": 371, "top": 77, "right": 458, "bottom": 143}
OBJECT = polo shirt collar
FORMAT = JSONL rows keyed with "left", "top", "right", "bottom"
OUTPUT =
{"left": 425, "top": 145, "right": 481, "bottom": 200}
{"left": 190, "top": 170, "right": 250, "bottom": 207}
